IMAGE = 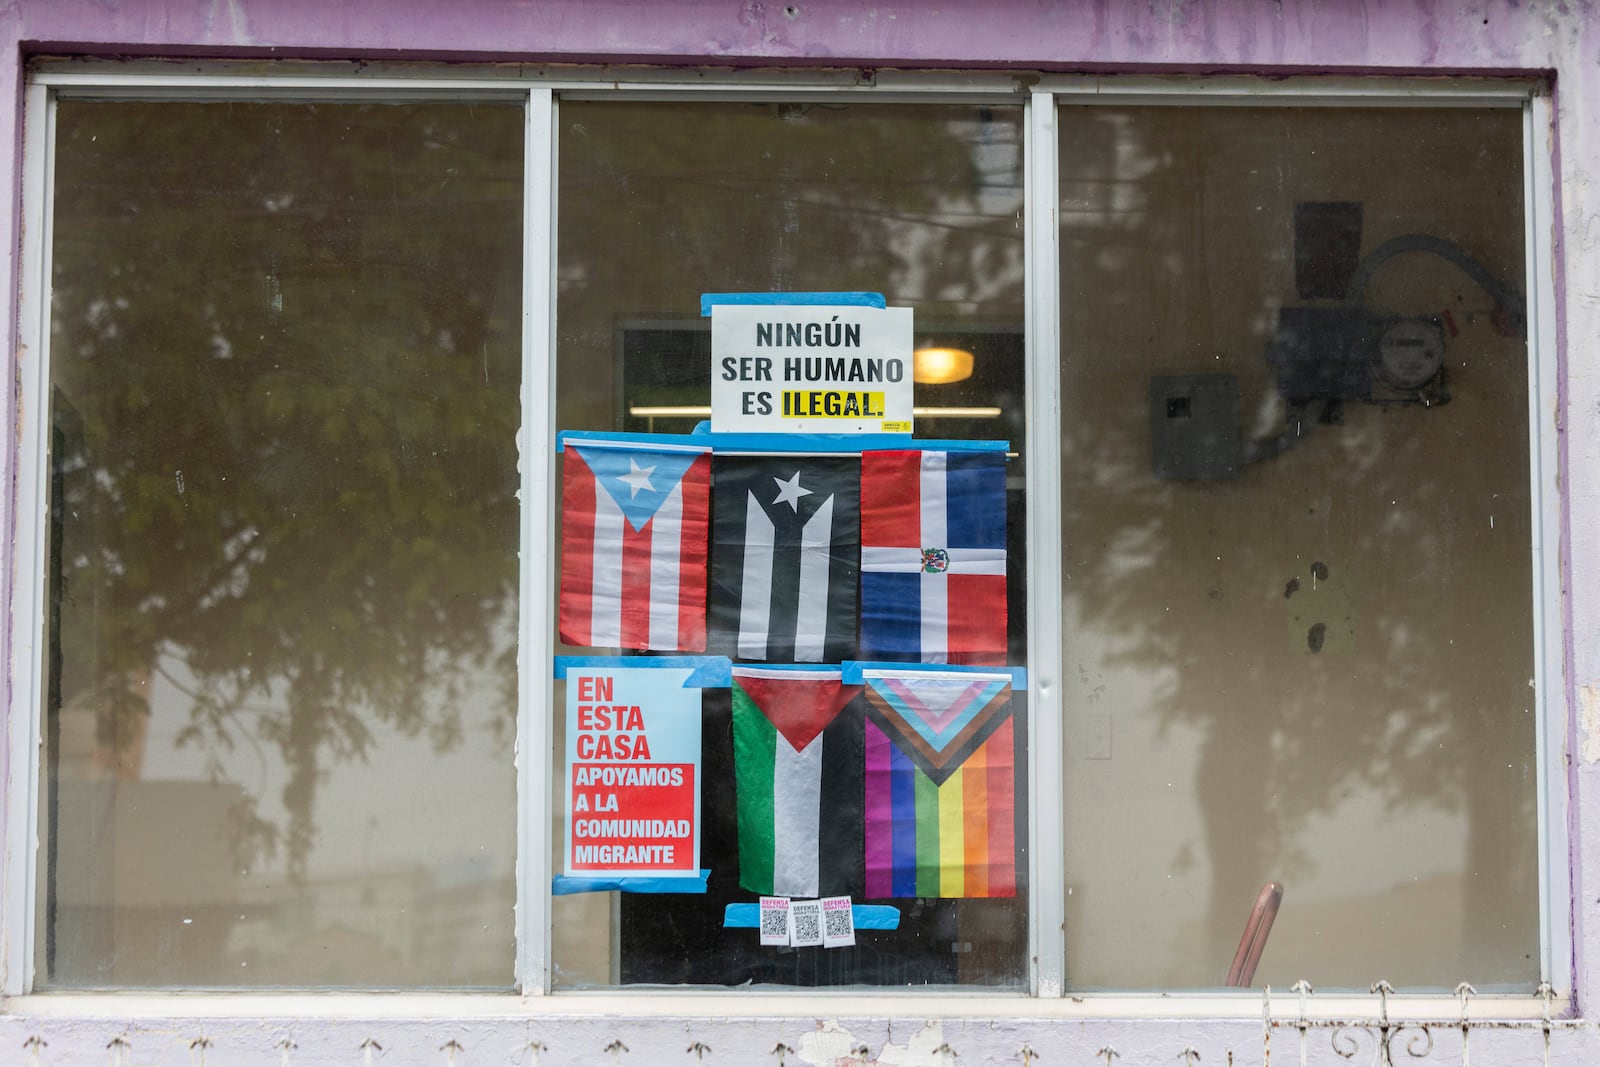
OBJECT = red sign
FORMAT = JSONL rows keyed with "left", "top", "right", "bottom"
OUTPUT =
{"left": 569, "top": 763, "right": 696, "bottom": 870}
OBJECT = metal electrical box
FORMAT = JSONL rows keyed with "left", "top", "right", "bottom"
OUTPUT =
{"left": 1150, "top": 374, "right": 1241, "bottom": 481}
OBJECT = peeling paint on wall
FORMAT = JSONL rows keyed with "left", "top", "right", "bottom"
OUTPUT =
{"left": 798, "top": 1020, "right": 866, "bottom": 1065}
{"left": 794, "top": 1020, "right": 953, "bottom": 1067}
{"left": 1582, "top": 683, "right": 1600, "bottom": 763}
{"left": 872, "top": 1021, "right": 951, "bottom": 1066}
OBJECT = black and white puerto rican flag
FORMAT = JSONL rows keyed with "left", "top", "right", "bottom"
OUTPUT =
{"left": 710, "top": 456, "right": 859, "bottom": 663}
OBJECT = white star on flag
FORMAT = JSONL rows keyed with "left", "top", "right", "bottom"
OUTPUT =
{"left": 771, "top": 471, "right": 813, "bottom": 512}
{"left": 617, "top": 458, "right": 657, "bottom": 499}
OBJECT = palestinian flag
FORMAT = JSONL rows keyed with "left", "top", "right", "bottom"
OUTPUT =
{"left": 862, "top": 667, "right": 1016, "bottom": 898}
{"left": 709, "top": 456, "right": 858, "bottom": 663}
{"left": 732, "top": 665, "right": 863, "bottom": 898}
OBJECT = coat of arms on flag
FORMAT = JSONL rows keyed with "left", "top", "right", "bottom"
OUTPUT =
{"left": 731, "top": 665, "right": 863, "bottom": 899}
{"left": 859, "top": 449, "right": 1008, "bottom": 664}
{"left": 559, "top": 438, "right": 712, "bottom": 652}
{"left": 710, "top": 456, "right": 859, "bottom": 663}
{"left": 859, "top": 667, "right": 1017, "bottom": 899}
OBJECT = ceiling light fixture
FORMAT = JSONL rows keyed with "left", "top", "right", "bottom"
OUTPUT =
{"left": 912, "top": 346, "right": 975, "bottom": 385}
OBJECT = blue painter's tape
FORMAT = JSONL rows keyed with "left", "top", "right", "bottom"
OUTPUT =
{"left": 841, "top": 661, "right": 1028, "bottom": 690}
{"left": 685, "top": 429, "right": 1008, "bottom": 454}
{"left": 723, "top": 903, "right": 901, "bottom": 930}
{"left": 701, "top": 291, "right": 886, "bottom": 316}
{"left": 692, "top": 431, "right": 915, "bottom": 452}
{"left": 554, "top": 871, "right": 710, "bottom": 895}
{"left": 682, "top": 660, "right": 733, "bottom": 688}
{"left": 554, "top": 656, "right": 732, "bottom": 688}
{"left": 556, "top": 430, "right": 712, "bottom": 454}
{"left": 731, "top": 662, "right": 847, "bottom": 672}
{"left": 559, "top": 428, "right": 1009, "bottom": 455}
{"left": 560, "top": 428, "right": 1009, "bottom": 455}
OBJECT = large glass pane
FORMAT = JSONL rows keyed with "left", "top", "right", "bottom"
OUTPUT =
{"left": 42, "top": 101, "right": 523, "bottom": 987}
{"left": 554, "top": 101, "right": 1028, "bottom": 988}
{"left": 1058, "top": 105, "right": 1535, "bottom": 990}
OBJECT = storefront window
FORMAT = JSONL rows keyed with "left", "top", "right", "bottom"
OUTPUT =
{"left": 41, "top": 100, "right": 524, "bottom": 987}
{"left": 24, "top": 79, "right": 1550, "bottom": 1001}
{"left": 1058, "top": 104, "right": 1537, "bottom": 990}
{"left": 552, "top": 101, "right": 1029, "bottom": 988}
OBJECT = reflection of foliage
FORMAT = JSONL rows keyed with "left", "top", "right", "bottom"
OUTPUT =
{"left": 1059, "top": 107, "right": 1538, "bottom": 984}
{"left": 49, "top": 101, "right": 524, "bottom": 877}
{"left": 557, "top": 101, "right": 1025, "bottom": 369}
{"left": 586, "top": 103, "right": 1032, "bottom": 454}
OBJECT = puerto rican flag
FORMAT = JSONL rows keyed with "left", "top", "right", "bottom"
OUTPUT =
{"left": 859, "top": 450, "right": 1007, "bottom": 664}
{"left": 560, "top": 439, "right": 711, "bottom": 651}
{"left": 708, "top": 455, "right": 859, "bottom": 664}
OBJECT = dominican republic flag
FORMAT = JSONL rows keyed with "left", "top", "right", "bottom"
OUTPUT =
{"left": 560, "top": 439, "right": 711, "bottom": 651}
{"left": 859, "top": 450, "right": 1008, "bottom": 664}
{"left": 862, "top": 667, "right": 1016, "bottom": 898}
{"left": 710, "top": 456, "right": 859, "bottom": 663}
{"left": 732, "top": 665, "right": 863, "bottom": 898}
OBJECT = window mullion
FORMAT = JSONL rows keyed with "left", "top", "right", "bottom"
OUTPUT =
{"left": 4, "top": 82, "right": 57, "bottom": 998}
{"left": 517, "top": 85, "right": 558, "bottom": 996}
{"left": 1024, "top": 88, "right": 1066, "bottom": 999}
{"left": 1523, "top": 89, "right": 1568, "bottom": 993}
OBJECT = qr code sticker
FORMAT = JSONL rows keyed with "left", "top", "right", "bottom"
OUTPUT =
{"left": 759, "top": 896, "right": 791, "bottom": 946}
{"left": 790, "top": 900, "right": 823, "bottom": 947}
{"left": 821, "top": 895, "right": 856, "bottom": 948}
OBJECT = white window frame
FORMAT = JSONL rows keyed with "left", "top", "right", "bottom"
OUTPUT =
{"left": 1, "top": 62, "right": 1568, "bottom": 1024}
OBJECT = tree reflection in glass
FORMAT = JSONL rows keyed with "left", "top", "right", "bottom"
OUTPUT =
{"left": 1058, "top": 105, "right": 1537, "bottom": 991}
{"left": 44, "top": 101, "right": 523, "bottom": 988}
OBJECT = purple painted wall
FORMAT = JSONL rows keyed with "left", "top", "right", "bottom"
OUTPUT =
{"left": 0, "top": 1, "right": 1596, "bottom": 1064}
{"left": 0, "top": 0, "right": 1584, "bottom": 72}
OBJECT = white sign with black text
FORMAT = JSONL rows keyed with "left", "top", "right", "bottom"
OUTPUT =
{"left": 710, "top": 304, "right": 914, "bottom": 434}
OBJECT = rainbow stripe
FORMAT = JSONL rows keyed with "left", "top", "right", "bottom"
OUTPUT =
{"left": 864, "top": 716, "right": 1015, "bottom": 898}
